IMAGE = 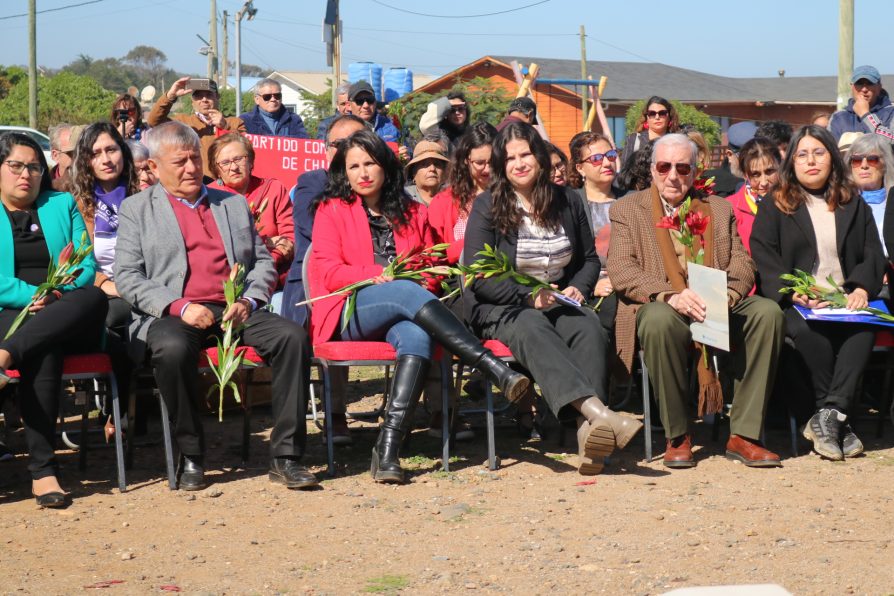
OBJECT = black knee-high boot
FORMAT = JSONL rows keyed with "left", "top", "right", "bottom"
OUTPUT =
{"left": 412, "top": 301, "right": 530, "bottom": 403}
{"left": 371, "top": 355, "right": 430, "bottom": 483}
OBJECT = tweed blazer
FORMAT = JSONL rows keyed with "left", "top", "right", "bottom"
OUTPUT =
{"left": 114, "top": 184, "right": 276, "bottom": 360}
{"left": 606, "top": 188, "right": 755, "bottom": 372}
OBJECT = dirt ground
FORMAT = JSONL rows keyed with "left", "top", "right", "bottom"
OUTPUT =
{"left": 1, "top": 372, "right": 894, "bottom": 595}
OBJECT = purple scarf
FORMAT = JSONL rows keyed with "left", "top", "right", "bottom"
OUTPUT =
{"left": 93, "top": 183, "right": 127, "bottom": 237}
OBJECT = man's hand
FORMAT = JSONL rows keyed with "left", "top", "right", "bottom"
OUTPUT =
{"left": 222, "top": 300, "right": 250, "bottom": 327}
{"left": 206, "top": 109, "right": 227, "bottom": 129}
{"left": 846, "top": 287, "right": 869, "bottom": 311}
{"left": 166, "top": 77, "right": 193, "bottom": 101}
{"left": 594, "top": 277, "right": 613, "bottom": 297}
{"left": 790, "top": 291, "right": 830, "bottom": 310}
{"left": 561, "top": 285, "right": 585, "bottom": 304}
{"left": 182, "top": 303, "right": 215, "bottom": 329}
{"left": 667, "top": 288, "right": 707, "bottom": 322}
{"left": 372, "top": 274, "right": 393, "bottom": 285}
{"left": 853, "top": 96, "right": 871, "bottom": 119}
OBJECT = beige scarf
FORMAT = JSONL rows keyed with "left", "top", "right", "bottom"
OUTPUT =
{"left": 650, "top": 184, "right": 723, "bottom": 416}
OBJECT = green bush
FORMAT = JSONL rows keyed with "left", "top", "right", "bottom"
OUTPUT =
{"left": 0, "top": 71, "right": 117, "bottom": 131}
{"left": 625, "top": 99, "right": 721, "bottom": 148}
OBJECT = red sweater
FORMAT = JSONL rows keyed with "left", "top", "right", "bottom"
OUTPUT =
{"left": 166, "top": 195, "right": 230, "bottom": 316}
{"left": 308, "top": 197, "right": 433, "bottom": 345}
{"left": 428, "top": 187, "right": 465, "bottom": 264}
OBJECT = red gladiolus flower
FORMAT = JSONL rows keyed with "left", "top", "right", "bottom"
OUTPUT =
{"left": 656, "top": 215, "right": 680, "bottom": 230}
{"left": 685, "top": 211, "right": 709, "bottom": 236}
{"left": 57, "top": 242, "right": 74, "bottom": 266}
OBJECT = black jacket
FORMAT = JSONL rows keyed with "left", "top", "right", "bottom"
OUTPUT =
{"left": 461, "top": 186, "right": 599, "bottom": 327}
{"left": 751, "top": 193, "right": 885, "bottom": 303}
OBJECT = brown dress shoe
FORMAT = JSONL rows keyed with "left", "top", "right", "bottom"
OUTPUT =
{"left": 663, "top": 434, "right": 695, "bottom": 468}
{"left": 725, "top": 434, "right": 781, "bottom": 467}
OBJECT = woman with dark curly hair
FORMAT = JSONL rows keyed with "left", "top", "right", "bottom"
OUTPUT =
{"left": 109, "top": 94, "right": 147, "bottom": 141}
{"left": 616, "top": 140, "right": 654, "bottom": 195}
{"left": 462, "top": 121, "right": 642, "bottom": 475}
{"left": 621, "top": 96, "right": 678, "bottom": 173}
{"left": 308, "top": 129, "right": 529, "bottom": 484}
{"left": 751, "top": 125, "right": 885, "bottom": 461}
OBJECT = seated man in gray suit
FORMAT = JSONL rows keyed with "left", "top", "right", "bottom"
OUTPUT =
{"left": 115, "top": 121, "right": 317, "bottom": 491}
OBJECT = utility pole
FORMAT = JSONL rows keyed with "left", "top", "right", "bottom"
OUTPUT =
{"left": 837, "top": 0, "right": 854, "bottom": 110}
{"left": 28, "top": 0, "right": 37, "bottom": 129}
{"left": 235, "top": 1, "right": 257, "bottom": 116}
{"left": 324, "top": 0, "right": 341, "bottom": 111}
{"left": 580, "top": 25, "right": 588, "bottom": 129}
{"left": 222, "top": 10, "right": 229, "bottom": 88}
{"left": 209, "top": 0, "right": 219, "bottom": 83}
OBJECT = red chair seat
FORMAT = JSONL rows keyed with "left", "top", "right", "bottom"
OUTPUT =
{"left": 313, "top": 341, "right": 396, "bottom": 362}
{"left": 199, "top": 346, "right": 264, "bottom": 367}
{"left": 5, "top": 353, "right": 114, "bottom": 380}
{"left": 483, "top": 339, "right": 513, "bottom": 359}
{"left": 875, "top": 330, "right": 894, "bottom": 348}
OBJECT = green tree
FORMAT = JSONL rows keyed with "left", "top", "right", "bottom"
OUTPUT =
{"left": 123, "top": 45, "right": 168, "bottom": 90}
{"left": 298, "top": 81, "right": 334, "bottom": 139}
{"left": 0, "top": 71, "right": 117, "bottom": 130}
{"left": 0, "top": 65, "right": 27, "bottom": 101}
{"left": 625, "top": 99, "right": 721, "bottom": 147}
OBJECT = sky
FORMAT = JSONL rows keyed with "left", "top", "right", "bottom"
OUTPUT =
{"left": 2, "top": 0, "right": 893, "bottom": 87}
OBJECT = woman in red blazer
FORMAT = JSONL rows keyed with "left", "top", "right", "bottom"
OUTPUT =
{"left": 309, "top": 129, "right": 528, "bottom": 484}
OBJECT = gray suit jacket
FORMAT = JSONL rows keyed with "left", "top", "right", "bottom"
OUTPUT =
{"left": 114, "top": 184, "right": 275, "bottom": 359}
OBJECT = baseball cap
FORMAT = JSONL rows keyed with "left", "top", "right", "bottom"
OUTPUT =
{"left": 727, "top": 121, "right": 757, "bottom": 152}
{"left": 348, "top": 81, "right": 375, "bottom": 101}
{"left": 851, "top": 65, "right": 881, "bottom": 85}
{"left": 508, "top": 96, "right": 537, "bottom": 117}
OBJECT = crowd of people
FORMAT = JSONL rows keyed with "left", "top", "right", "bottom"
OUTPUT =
{"left": 2, "top": 62, "right": 894, "bottom": 509}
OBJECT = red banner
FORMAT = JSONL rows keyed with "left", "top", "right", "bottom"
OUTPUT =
{"left": 240, "top": 133, "right": 328, "bottom": 188}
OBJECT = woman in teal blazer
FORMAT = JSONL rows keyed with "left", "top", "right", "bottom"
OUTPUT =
{"left": 0, "top": 132, "right": 106, "bottom": 508}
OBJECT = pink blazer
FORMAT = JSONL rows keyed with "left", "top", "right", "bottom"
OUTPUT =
{"left": 308, "top": 196, "right": 434, "bottom": 345}
{"left": 726, "top": 185, "right": 755, "bottom": 255}
{"left": 427, "top": 187, "right": 464, "bottom": 264}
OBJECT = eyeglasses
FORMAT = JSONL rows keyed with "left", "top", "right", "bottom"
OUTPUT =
{"left": 468, "top": 158, "right": 489, "bottom": 170}
{"left": 580, "top": 149, "right": 619, "bottom": 165}
{"left": 136, "top": 165, "right": 152, "bottom": 174}
{"left": 646, "top": 109, "right": 669, "bottom": 119}
{"left": 850, "top": 154, "right": 882, "bottom": 167}
{"left": 4, "top": 160, "right": 44, "bottom": 177}
{"left": 552, "top": 163, "right": 566, "bottom": 173}
{"left": 654, "top": 161, "right": 693, "bottom": 176}
{"left": 259, "top": 92, "right": 282, "bottom": 101}
{"left": 794, "top": 148, "right": 829, "bottom": 164}
{"left": 353, "top": 96, "right": 375, "bottom": 106}
{"left": 449, "top": 104, "right": 467, "bottom": 113}
{"left": 217, "top": 154, "right": 248, "bottom": 169}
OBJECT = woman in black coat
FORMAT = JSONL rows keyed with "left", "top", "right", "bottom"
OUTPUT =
{"left": 751, "top": 125, "right": 885, "bottom": 462}
{"left": 462, "top": 122, "right": 641, "bottom": 476}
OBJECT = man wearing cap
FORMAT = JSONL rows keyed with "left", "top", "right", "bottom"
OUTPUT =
{"left": 240, "top": 78, "right": 308, "bottom": 139}
{"left": 829, "top": 65, "right": 894, "bottom": 143}
{"left": 703, "top": 121, "right": 756, "bottom": 198}
{"left": 497, "top": 97, "right": 537, "bottom": 131}
{"left": 346, "top": 81, "right": 401, "bottom": 144}
{"left": 403, "top": 140, "right": 449, "bottom": 205}
{"left": 147, "top": 76, "right": 246, "bottom": 176}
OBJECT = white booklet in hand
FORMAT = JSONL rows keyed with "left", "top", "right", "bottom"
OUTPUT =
{"left": 687, "top": 263, "right": 730, "bottom": 352}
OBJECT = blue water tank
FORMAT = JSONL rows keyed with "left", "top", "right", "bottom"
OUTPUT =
{"left": 348, "top": 62, "right": 383, "bottom": 100}
{"left": 384, "top": 67, "right": 413, "bottom": 102}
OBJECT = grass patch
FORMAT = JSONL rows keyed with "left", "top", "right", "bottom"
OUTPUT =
{"left": 403, "top": 454, "right": 436, "bottom": 468}
{"left": 364, "top": 574, "right": 410, "bottom": 593}
{"left": 547, "top": 453, "right": 569, "bottom": 461}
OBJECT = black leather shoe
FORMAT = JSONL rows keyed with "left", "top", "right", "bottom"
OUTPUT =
{"left": 34, "top": 491, "right": 69, "bottom": 508}
{"left": 269, "top": 457, "right": 319, "bottom": 489}
{"left": 176, "top": 454, "right": 206, "bottom": 491}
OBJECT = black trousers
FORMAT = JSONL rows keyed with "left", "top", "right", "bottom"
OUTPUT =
{"left": 145, "top": 305, "right": 310, "bottom": 459}
{"left": 784, "top": 307, "right": 875, "bottom": 414}
{"left": 0, "top": 287, "right": 107, "bottom": 479}
{"left": 474, "top": 303, "right": 608, "bottom": 420}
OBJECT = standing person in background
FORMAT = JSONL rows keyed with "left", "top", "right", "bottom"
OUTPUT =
{"left": 812, "top": 112, "right": 832, "bottom": 129}
{"left": 126, "top": 140, "right": 157, "bottom": 190}
{"left": 316, "top": 82, "right": 351, "bottom": 141}
{"left": 829, "top": 66, "right": 894, "bottom": 143}
{"left": 620, "top": 97, "right": 679, "bottom": 173}
{"left": 48, "top": 123, "right": 81, "bottom": 182}
{"left": 419, "top": 90, "right": 470, "bottom": 153}
{"left": 346, "top": 81, "right": 401, "bottom": 145}
{"left": 109, "top": 94, "right": 147, "bottom": 141}
{"left": 547, "top": 143, "right": 569, "bottom": 186}
{"left": 240, "top": 79, "right": 308, "bottom": 139}
{"left": 755, "top": 120, "right": 793, "bottom": 160}
{"left": 847, "top": 133, "right": 894, "bottom": 251}
{"left": 403, "top": 140, "right": 448, "bottom": 206}
{"left": 147, "top": 76, "right": 245, "bottom": 177}
{"left": 725, "top": 137, "right": 781, "bottom": 256}
{"left": 496, "top": 97, "right": 537, "bottom": 131}
{"left": 703, "top": 121, "right": 756, "bottom": 198}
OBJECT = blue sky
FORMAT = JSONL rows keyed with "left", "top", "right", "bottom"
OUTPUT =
{"left": 2, "top": 0, "right": 892, "bottom": 83}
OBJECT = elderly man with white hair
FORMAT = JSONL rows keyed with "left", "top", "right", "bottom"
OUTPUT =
{"left": 114, "top": 121, "right": 316, "bottom": 491}
{"left": 606, "top": 133, "right": 784, "bottom": 469}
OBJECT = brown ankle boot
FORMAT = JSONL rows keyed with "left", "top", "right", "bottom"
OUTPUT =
{"left": 576, "top": 417, "right": 609, "bottom": 475}
{"left": 578, "top": 395, "right": 643, "bottom": 450}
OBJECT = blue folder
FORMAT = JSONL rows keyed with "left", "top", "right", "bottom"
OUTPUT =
{"left": 794, "top": 300, "right": 894, "bottom": 328}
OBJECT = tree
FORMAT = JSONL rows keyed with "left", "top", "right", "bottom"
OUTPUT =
{"left": 124, "top": 45, "right": 168, "bottom": 89}
{"left": 0, "top": 65, "right": 27, "bottom": 101}
{"left": 298, "top": 81, "right": 334, "bottom": 139}
{"left": 625, "top": 99, "right": 721, "bottom": 147}
{"left": 217, "top": 87, "right": 255, "bottom": 117}
{"left": 239, "top": 63, "right": 267, "bottom": 78}
{"left": 0, "top": 71, "right": 117, "bottom": 130}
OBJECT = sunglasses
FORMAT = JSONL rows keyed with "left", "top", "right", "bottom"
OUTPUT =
{"left": 580, "top": 149, "right": 619, "bottom": 165}
{"left": 449, "top": 104, "right": 467, "bottom": 113}
{"left": 850, "top": 154, "right": 882, "bottom": 166}
{"left": 259, "top": 92, "right": 282, "bottom": 101}
{"left": 353, "top": 96, "right": 375, "bottom": 106}
{"left": 654, "top": 161, "right": 693, "bottom": 176}
{"left": 646, "top": 109, "right": 669, "bottom": 119}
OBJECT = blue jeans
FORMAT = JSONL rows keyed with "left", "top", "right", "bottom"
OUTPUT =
{"left": 341, "top": 280, "right": 437, "bottom": 358}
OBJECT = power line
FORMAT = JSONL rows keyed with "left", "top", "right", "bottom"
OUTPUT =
{"left": 0, "top": 0, "right": 106, "bottom": 21}
{"left": 370, "top": 0, "right": 550, "bottom": 19}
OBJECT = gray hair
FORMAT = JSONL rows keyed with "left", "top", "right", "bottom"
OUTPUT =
{"left": 335, "top": 81, "right": 351, "bottom": 97}
{"left": 846, "top": 133, "right": 894, "bottom": 194}
{"left": 126, "top": 139, "right": 149, "bottom": 162}
{"left": 144, "top": 121, "right": 200, "bottom": 158}
{"left": 652, "top": 133, "right": 699, "bottom": 166}
{"left": 48, "top": 123, "right": 72, "bottom": 150}
{"left": 255, "top": 78, "right": 281, "bottom": 93}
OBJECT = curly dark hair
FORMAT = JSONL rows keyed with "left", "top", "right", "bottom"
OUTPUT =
{"left": 318, "top": 128, "right": 411, "bottom": 229}
{"left": 490, "top": 121, "right": 560, "bottom": 234}
{"left": 774, "top": 125, "right": 858, "bottom": 215}
{"left": 446, "top": 121, "right": 496, "bottom": 213}
{"left": 616, "top": 140, "right": 654, "bottom": 193}
{"left": 70, "top": 122, "right": 139, "bottom": 220}
{"left": 566, "top": 131, "right": 612, "bottom": 189}
{"left": 635, "top": 96, "right": 680, "bottom": 134}
{"left": 0, "top": 132, "right": 53, "bottom": 195}
{"left": 755, "top": 120, "right": 793, "bottom": 149}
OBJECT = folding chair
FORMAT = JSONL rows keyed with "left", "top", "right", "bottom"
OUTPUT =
{"left": 870, "top": 330, "right": 894, "bottom": 437}
{"left": 4, "top": 353, "right": 126, "bottom": 492}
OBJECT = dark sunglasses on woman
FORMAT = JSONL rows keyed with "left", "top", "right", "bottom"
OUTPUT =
{"left": 579, "top": 149, "right": 619, "bottom": 165}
